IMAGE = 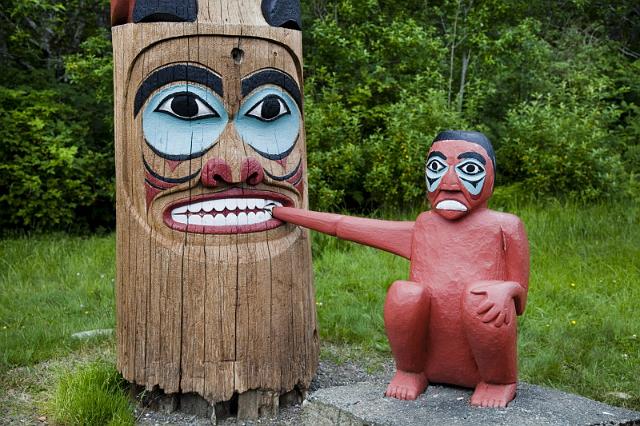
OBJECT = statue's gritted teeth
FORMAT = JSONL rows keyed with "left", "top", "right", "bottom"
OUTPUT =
{"left": 163, "top": 188, "right": 293, "bottom": 234}
{"left": 436, "top": 199, "right": 468, "bottom": 212}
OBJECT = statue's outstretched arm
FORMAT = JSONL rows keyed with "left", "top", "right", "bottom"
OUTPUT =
{"left": 272, "top": 207, "right": 414, "bottom": 259}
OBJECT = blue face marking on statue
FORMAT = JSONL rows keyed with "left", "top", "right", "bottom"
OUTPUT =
{"left": 455, "top": 157, "right": 486, "bottom": 196}
{"left": 426, "top": 151, "right": 449, "bottom": 193}
{"left": 142, "top": 84, "right": 228, "bottom": 160}
{"left": 235, "top": 86, "right": 301, "bottom": 160}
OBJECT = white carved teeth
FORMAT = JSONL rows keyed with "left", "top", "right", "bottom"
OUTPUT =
{"left": 171, "top": 199, "right": 283, "bottom": 227}
{"left": 435, "top": 200, "right": 468, "bottom": 211}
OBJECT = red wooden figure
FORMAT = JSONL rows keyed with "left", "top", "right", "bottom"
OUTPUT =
{"left": 271, "top": 130, "right": 530, "bottom": 408}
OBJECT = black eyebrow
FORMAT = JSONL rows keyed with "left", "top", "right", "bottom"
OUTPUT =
{"left": 428, "top": 151, "right": 447, "bottom": 161}
{"left": 241, "top": 69, "right": 302, "bottom": 108}
{"left": 457, "top": 151, "right": 487, "bottom": 165}
{"left": 134, "top": 65, "right": 223, "bottom": 116}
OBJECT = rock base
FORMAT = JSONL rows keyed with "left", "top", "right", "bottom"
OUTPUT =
{"left": 302, "top": 382, "right": 640, "bottom": 426}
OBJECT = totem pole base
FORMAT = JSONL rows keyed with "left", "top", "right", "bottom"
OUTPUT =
{"left": 131, "top": 384, "right": 305, "bottom": 422}
{"left": 302, "top": 382, "right": 640, "bottom": 426}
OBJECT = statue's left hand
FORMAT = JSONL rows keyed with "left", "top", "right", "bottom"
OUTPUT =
{"left": 471, "top": 282, "right": 523, "bottom": 328}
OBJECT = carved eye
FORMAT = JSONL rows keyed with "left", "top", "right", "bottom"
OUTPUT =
{"left": 427, "top": 158, "right": 447, "bottom": 174}
{"left": 156, "top": 92, "right": 219, "bottom": 120}
{"left": 456, "top": 160, "right": 485, "bottom": 177}
{"left": 246, "top": 94, "right": 291, "bottom": 122}
{"left": 459, "top": 162, "right": 483, "bottom": 175}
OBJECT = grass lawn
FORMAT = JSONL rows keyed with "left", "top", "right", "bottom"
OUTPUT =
{"left": 1, "top": 201, "right": 639, "bottom": 412}
{"left": 0, "top": 235, "right": 115, "bottom": 372}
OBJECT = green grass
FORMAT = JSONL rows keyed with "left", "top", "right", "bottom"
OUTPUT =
{"left": 47, "top": 360, "right": 134, "bottom": 425}
{"left": 1, "top": 201, "right": 638, "bottom": 412}
{"left": 0, "top": 234, "right": 116, "bottom": 373}
{"left": 314, "top": 201, "right": 640, "bottom": 410}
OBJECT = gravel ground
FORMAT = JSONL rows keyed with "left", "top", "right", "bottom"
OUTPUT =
{"left": 135, "top": 359, "right": 395, "bottom": 425}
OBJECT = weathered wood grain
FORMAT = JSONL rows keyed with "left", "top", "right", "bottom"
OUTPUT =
{"left": 113, "top": 1, "right": 317, "bottom": 418}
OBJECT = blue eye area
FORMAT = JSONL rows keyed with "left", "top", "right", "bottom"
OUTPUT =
{"left": 455, "top": 159, "right": 486, "bottom": 195}
{"left": 236, "top": 87, "right": 301, "bottom": 160}
{"left": 142, "top": 84, "right": 228, "bottom": 160}
{"left": 426, "top": 158, "right": 449, "bottom": 193}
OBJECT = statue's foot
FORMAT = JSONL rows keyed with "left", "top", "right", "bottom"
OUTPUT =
{"left": 470, "top": 382, "right": 516, "bottom": 408}
{"left": 385, "top": 370, "right": 428, "bottom": 400}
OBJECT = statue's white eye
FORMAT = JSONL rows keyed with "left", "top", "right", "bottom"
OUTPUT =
{"left": 458, "top": 162, "right": 484, "bottom": 176}
{"left": 246, "top": 94, "right": 290, "bottom": 122}
{"left": 156, "top": 92, "right": 219, "bottom": 120}
{"left": 427, "top": 158, "right": 447, "bottom": 174}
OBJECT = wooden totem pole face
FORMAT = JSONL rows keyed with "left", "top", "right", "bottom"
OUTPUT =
{"left": 134, "top": 38, "right": 305, "bottom": 238}
{"left": 112, "top": 0, "right": 317, "bottom": 406}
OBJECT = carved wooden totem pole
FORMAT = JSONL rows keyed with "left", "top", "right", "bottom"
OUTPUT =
{"left": 111, "top": 0, "right": 318, "bottom": 417}
{"left": 273, "top": 130, "right": 530, "bottom": 408}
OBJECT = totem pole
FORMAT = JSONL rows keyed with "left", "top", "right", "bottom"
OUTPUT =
{"left": 273, "top": 130, "right": 530, "bottom": 408}
{"left": 111, "top": 0, "right": 318, "bottom": 417}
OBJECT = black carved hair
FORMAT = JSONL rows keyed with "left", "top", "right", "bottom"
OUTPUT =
{"left": 262, "top": 0, "right": 302, "bottom": 30}
{"left": 432, "top": 130, "right": 496, "bottom": 171}
{"left": 133, "top": 0, "right": 197, "bottom": 23}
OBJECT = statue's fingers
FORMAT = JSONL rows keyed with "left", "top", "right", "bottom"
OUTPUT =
{"left": 504, "top": 307, "right": 512, "bottom": 326}
{"left": 494, "top": 311, "right": 505, "bottom": 328}
{"left": 476, "top": 300, "right": 494, "bottom": 315}
{"left": 481, "top": 307, "right": 500, "bottom": 323}
{"left": 470, "top": 288, "right": 487, "bottom": 295}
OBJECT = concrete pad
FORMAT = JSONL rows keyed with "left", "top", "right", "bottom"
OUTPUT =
{"left": 302, "top": 382, "right": 640, "bottom": 425}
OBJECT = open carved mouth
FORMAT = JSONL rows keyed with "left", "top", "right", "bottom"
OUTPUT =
{"left": 163, "top": 189, "right": 293, "bottom": 234}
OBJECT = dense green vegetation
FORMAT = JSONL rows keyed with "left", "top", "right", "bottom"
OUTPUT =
{"left": 1, "top": 202, "right": 639, "bottom": 410}
{"left": 1, "top": 1, "right": 639, "bottom": 231}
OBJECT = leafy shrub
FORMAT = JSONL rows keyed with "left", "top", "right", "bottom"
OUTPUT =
{"left": 498, "top": 91, "right": 625, "bottom": 200}
{"left": 0, "top": 86, "right": 114, "bottom": 231}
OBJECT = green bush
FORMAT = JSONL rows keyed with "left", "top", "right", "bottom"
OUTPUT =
{"left": 48, "top": 360, "right": 134, "bottom": 426}
{"left": 498, "top": 91, "right": 626, "bottom": 200}
{"left": 0, "top": 86, "right": 114, "bottom": 231}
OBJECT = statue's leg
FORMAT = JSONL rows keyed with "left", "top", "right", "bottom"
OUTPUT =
{"left": 384, "top": 280, "right": 430, "bottom": 400}
{"left": 463, "top": 281, "right": 518, "bottom": 408}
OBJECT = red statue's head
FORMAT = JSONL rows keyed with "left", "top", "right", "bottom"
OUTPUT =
{"left": 426, "top": 130, "right": 496, "bottom": 220}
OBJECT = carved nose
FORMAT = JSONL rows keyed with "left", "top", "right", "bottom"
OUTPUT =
{"left": 201, "top": 158, "right": 233, "bottom": 187}
{"left": 201, "top": 158, "right": 265, "bottom": 187}
{"left": 440, "top": 165, "right": 460, "bottom": 190}
{"left": 241, "top": 158, "right": 265, "bottom": 186}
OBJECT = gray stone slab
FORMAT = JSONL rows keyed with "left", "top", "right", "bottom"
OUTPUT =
{"left": 302, "top": 382, "right": 640, "bottom": 426}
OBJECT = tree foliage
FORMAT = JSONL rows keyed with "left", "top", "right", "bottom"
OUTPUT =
{"left": 0, "top": 0, "right": 639, "bottom": 230}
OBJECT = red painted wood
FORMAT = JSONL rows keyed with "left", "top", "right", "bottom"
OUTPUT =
{"left": 272, "top": 207, "right": 414, "bottom": 259}
{"left": 273, "top": 136, "right": 530, "bottom": 408}
{"left": 111, "top": 0, "right": 133, "bottom": 26}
